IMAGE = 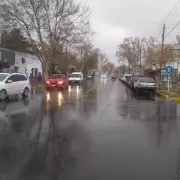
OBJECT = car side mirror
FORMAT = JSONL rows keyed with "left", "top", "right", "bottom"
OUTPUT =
{"left": 6, "top": 80, "right": 13, "bottom": 83}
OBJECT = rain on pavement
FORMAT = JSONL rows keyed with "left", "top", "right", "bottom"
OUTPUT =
{"left": 0, "top": 77, "right": 179, "bottom": 180}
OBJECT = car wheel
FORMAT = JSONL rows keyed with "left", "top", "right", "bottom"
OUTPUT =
{"left": 22, "top": 87, "right": 29, "bottom": 97}
{"left": 0, "top": 89, "right": 7, "bottom": 100}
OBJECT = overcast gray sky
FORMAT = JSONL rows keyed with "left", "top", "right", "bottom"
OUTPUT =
{"left": 82, "top": 0, "right": 180, "bottom": 64}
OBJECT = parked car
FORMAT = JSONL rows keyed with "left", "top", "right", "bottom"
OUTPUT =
{"left": 122, "top": 74, "right": 132, "bottom": 83}
{"left": 46, "top": 74, "right": 69, "bottom": 90}
{"left": 69, "top": 72, "right": 83, "bottom": 85}
{"left": 111, "top": 74, "right": 117, "bottom": 80}
{"left": 87, "top": 74, "right": 93, "bottom": 80}
{"left": 0, "top": 73, "right": 30, "bottom": 100}
{"left": 129, "top": 75, "right": 141, "bottom": 88}
{"left": 133, "top": 76, "right": 157, "bottom": 96}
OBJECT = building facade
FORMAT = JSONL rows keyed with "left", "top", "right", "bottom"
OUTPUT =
{"left": 15, "top": 52, "right": 42, "bottom": 78}
{"left": 0, "top": 47, "right": 42, "bottom": 81}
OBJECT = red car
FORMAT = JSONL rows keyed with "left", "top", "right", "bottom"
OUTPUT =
{"left": 46, "top": 74, "right": 69, "bottom": 90}
{"left": 111, "top": 74, "right": 117, "bottom": 80}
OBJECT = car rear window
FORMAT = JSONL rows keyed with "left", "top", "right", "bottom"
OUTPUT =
{"left": 0, "top": 74, "right": 8, "bottom": 81}
{"left": 138, "top": 77, "right": 155, "bottom": 83}
{"left": 51, "top": 75, "right": 64, "bottom": 79}
{"left": 70, "top": 74, "right": 81, "bottom": 78}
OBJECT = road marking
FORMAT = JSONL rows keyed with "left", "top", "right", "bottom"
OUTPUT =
{"left": 84, "top": 86, "right": 95, "bottom": 94}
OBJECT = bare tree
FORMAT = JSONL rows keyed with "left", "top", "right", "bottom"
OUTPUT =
{"left": 99, "top": 52, "right": 108, "bottom": 72}
{"left": 143, "top": 37, "right": 171, "bottom": 69}
{"left": 116, "top": 37, "right": 142, "bottom": 72}
{"left": 102, "top": 61, "right": 115, "bottom": 73}
{"left": 0, "top": 0, "right": 92, "bottom": 80}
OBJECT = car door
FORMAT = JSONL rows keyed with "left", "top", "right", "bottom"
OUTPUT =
{"left": 18, "top": 75, "right": 27, "bottom": 93}
{"left": 5, "top": 75, "right": 19, "bottom": 95}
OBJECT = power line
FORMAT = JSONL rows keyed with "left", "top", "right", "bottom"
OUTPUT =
{"left": 156, "top": 0, "right": 180, "bottom": 32}
{"left": 155, "top": 0, "right": 180, "bottom": 39}
{"left": 165, "top": 19, "right": 180, "bottom": 38}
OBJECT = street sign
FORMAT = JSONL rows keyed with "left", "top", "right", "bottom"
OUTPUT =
{"left": 166, "top": 65, "right": 173, "bottom": 74}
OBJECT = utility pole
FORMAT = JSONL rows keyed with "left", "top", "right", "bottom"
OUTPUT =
{"left": 160, "top": 24, "right": 166, "bottom": 81}
{"left": 139, "top": 48, "right": 142, "bottom": 69}
{"left": 65, "top": 42, "right": 68, "bottom": 75}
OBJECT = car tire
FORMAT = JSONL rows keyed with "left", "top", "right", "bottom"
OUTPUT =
{"left": 0, "top": 89, "right": 7, "bottom": 101}
{"left": 22, "top": 87, "right": 29, "bottom": 97}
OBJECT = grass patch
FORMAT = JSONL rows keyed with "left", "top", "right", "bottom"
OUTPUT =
{"left": 160, "top": 89, "right": 180, "bottom": 95}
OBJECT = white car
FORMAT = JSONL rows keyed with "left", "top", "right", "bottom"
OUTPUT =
{"left": 69, "top": 72, "right": 83, "bottom": 85}
{"left": 100, "top": 73, "right": 107, "bottom": 78}
{"left": 0, "top": 73, "right": 31, "bottom": 100}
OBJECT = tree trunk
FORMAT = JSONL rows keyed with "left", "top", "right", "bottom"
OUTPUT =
{"left": 43, "top": 66, "right": 49, "bottom": 83}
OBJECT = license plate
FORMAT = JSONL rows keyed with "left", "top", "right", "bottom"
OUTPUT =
{"left": 52, "top": 85, "right": 56, "bottom": 87}
{"left": 72, "top": 81, "right": 75, "bottom": 82}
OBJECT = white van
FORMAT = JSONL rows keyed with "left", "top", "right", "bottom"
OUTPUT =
{"left": 69, "top": 72, "right": 83, "bottom": 85}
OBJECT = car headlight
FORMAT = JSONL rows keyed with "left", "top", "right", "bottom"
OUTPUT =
{"left": 58, "top": 81, "right": 63, "bottom": 84}
{"left": 47, "top": 81, "right": 50, "bottom": 84}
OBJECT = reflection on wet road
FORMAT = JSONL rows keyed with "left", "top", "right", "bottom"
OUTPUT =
{"left": 0, "top": 77, "right": 180, "bottom": 180}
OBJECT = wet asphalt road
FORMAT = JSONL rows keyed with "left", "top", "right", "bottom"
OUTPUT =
{"left": 0, "top": 77, "right": 180, "bottom": 180}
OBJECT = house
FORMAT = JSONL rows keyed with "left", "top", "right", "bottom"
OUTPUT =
{"left": 143, "top": 44, "right": 180, "bottom": 83}
{"left": 15, "top": 51, "right": 42, "bottom": 78}
{"left": 0, "top": 47, "right": 42, "bottom": 82}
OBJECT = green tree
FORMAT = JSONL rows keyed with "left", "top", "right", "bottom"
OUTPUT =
{"left": 1, "top": 28, "right": 32, "bottom": 53}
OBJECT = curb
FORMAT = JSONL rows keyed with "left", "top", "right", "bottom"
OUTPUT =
{"left": 170, "top": 97, "right": 180, "bottom": 103}
{"left": 156, "top": 91, "right": 180, "bottom": 103}
{"left": 31, "top": 84, "right": 45, "bottom": 88}
{"left": 155, "top": 91, "right": 169, "bottom": 100}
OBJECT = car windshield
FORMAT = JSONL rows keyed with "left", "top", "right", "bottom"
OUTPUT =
{"left": 50, "top": 75, "right": 64, "bottom": 79}
{"left": 70, "top": 74, "right": 81, "bottom": 78}
{"left": 138, "top": 77, "right": 155, "bottom": 83}
{"left": 0, "top": 74, "right": 8, "bottom": 81}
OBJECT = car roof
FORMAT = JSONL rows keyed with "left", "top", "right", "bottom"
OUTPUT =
{"left": 0, "top": 73, "right": 10, "bottom": 75}
{"left": 72, "top": 72, "right": 82, "bottom": 74}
